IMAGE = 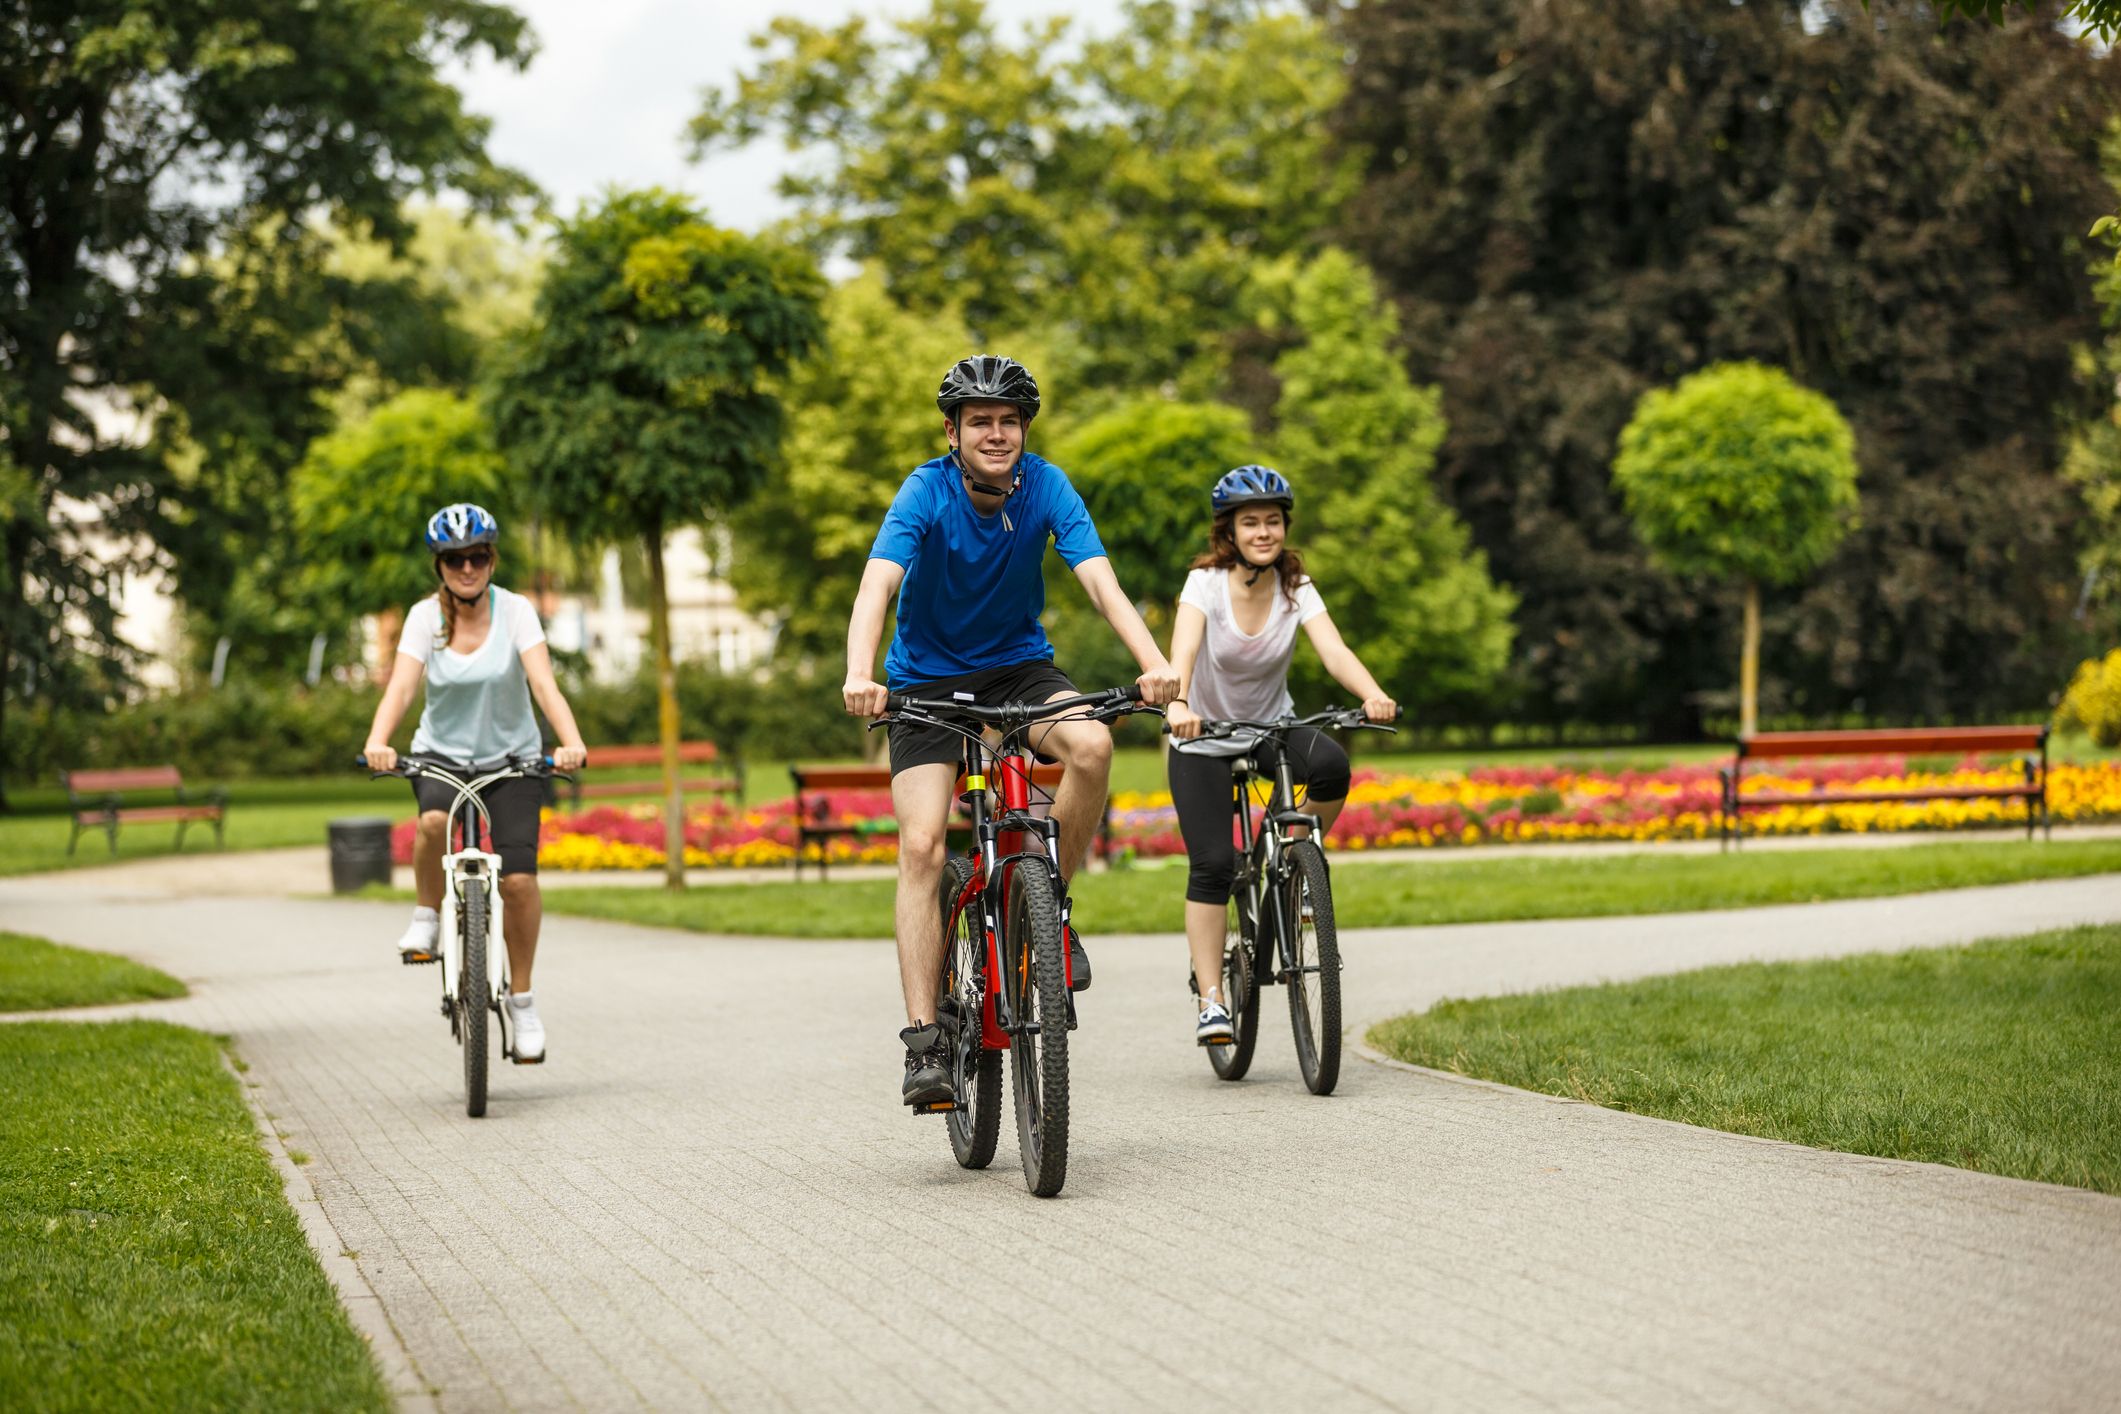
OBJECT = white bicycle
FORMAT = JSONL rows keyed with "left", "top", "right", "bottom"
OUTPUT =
{"left": 359, "top": 753, "right": 566, "bottom": 1117}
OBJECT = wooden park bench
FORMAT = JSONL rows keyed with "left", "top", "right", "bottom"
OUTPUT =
{"left": 566, "top": 742, "right": 743, "bottom": 811}
{"left": 790, "top": 761, "right": 1110, "bottom": 879}
{"left": 61, "top": 765, "right": 228, "bottom": 856}
{"left": 1719, "top": 725, "right": 2049, "bottom": 850}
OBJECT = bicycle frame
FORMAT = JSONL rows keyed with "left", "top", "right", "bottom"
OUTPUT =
{"left": 423, "top": 761, "right": 515, "bottom": 1018}
{"left": 1229, "top": 744, "right": 1322, "bottom": 985}
{"left": 946, "top": 734, "right": 1067, "bottom": 1051}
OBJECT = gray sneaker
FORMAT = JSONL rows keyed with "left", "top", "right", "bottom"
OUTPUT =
{"left": 900, "top": 1023, "right": 951, "bottom": 1105}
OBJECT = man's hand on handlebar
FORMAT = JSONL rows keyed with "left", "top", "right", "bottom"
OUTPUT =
{"left": 844, "top": 676, "right": 890, "bottom": 718}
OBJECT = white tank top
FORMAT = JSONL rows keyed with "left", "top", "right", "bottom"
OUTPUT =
{"left": 396, "top": 587, "right": 546, "bottom": 763}
{"left": 1172, "top": 567, "right": 1328, "bottom": 758}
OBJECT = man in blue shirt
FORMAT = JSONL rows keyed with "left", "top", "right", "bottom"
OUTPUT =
{"left": 844, "top": 355, "right": 1178, "bottom": 1105}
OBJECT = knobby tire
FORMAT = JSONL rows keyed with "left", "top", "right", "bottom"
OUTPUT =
{"left": 938, "top": 857, "right": 1001, "bottom": 1169}
{"left": 460, "top": 883, "right": 492, "bottom": 1117}
{"left": 1008, "top": 872, "right": 1070, "bottom": 1197}
{"left": 1208, "top": 887, "right": 1261, "bottom": 1082}
{"left": 1284, "top": 841, "right": 1341, "bottom": 1095}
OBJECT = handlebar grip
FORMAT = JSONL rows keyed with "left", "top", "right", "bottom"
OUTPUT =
{"left": 1121, "top": 683, "right": 1144, "bottom": 704}
{"left": 884, "top": 693, "right": 906, "bottom": 713}
{"left": 355, "top": 755, "right": 367, "bottom": 768}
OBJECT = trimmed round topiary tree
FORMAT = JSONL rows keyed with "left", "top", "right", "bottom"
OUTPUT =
{"left": 1613, "top": 362, "right": 1859, "bottom": 736}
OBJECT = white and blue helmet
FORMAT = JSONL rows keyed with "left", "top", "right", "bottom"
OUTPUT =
{"left": 423, "top": 503, "right": 499, "bottom": 554}
{"left": 1211, "top": 465, "right": 1294, "bottom": 515}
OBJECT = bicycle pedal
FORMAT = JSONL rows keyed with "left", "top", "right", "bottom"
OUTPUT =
{"left": 510, "top": 1053, "right": 546, "bottom": 1066}
{"left": 911, "top": 1099, "right": 958, "bottom": 1115}
{"left": 400, "top": 950, "right": 439, "bottom": 966}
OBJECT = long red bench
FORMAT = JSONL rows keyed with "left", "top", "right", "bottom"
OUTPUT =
{"left": 1719, "top": 725, "right": 2048, "bottom": 849}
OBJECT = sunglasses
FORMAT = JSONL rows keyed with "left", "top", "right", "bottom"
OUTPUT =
{"left": 439, "top": 550, "right": 494, "bottom": 572}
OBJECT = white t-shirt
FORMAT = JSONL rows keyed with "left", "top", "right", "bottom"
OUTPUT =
{"left": 397, "top": 587, "right": 547, "bottom": 763}
{"left": 1172, "top": 567, "right": 1328, "bottom": 758}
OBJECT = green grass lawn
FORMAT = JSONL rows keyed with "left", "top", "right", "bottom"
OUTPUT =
{"left": 1368, "top": 923, "right": 2121, "bottom": 1194}
{"left": 0, "top": 933, "right": 186, "bottom": 1012}
{"left": 529, "top": 835, "right": 2121, "bottom": 939}
{"left": 0, "top": 1021, "right": 389, "bottom": 1409}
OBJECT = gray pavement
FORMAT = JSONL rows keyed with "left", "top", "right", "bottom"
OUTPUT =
{"left": 2, "top": 865, "right": 2118, "bottom": 1412}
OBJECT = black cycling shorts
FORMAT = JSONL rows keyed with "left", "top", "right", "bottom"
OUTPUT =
{"left": 887, "top": 658, "right": 1078, "bottom": 775}
{"left": 410, "top": 762, "right": 543, "bottom": 876}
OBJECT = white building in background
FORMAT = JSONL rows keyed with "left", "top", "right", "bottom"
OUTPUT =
{"left": 366, "top": 525, "right": 775, "bottom": 684}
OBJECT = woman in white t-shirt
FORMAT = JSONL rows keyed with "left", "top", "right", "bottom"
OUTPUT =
{"left": 362, "top": 503, "right": 589, "bottom": 1063}
{"left": 1164, "top": 467, "right": 1398, "bottom": 1047}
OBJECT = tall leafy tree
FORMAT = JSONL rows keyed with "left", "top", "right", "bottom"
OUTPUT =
{"left": 1614, "top": 363, "right": 1860, "bottom": 735}
{"left": 493, "top": 190, "right": 824, "bottom": 886}
{"left": 688, "top": 0, "right": 1353, "bottom": 393}
{"left": 0, "top": 0, "right": 533, "bottom": 801}
{"left": 1332, "top": 0, "right": 2119, "bottom": 731}
{"left": 724, "top": 274, "right": 973, "bottom": 661}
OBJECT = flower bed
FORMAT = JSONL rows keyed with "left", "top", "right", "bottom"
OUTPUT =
{"left": 390, "top": 758, "right": 2121, "bottom": 871}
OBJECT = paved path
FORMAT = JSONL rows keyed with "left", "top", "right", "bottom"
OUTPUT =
{"left": 3, "top": 867, "right": 2118, "bottom": 1412}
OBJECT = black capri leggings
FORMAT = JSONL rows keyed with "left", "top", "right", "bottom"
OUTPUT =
{"left": 1167, "top": 727, "right": 1350, "bottom": 906}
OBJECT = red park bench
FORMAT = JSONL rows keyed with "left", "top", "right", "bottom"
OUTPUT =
{"left": 567, "top": 742, "right": 744, "bottom": 811}
{"left": 789, "top": 761, "right": 1111, "bottom": 879}
{"left": 1719, "top": 725, "right": 2049, "bottom": 850}
{"left": 61, "top": 765, "right": 228, "bottom": 856}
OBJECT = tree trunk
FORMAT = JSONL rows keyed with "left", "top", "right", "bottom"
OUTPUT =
{"left": 645, "top": 526, "right": 686, "bottom": 890}
{"left": 1739, "top": 579, "right": 1761, "bottom": 739}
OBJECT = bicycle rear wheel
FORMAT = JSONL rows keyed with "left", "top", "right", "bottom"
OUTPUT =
{"left": 1206, "top": 887, "right": 1260, "bottom": 1082}
{"left": 1283, "top": 841, "right": 1341, "bottom": 1095}
{"left": 1007, "top": 871, "right": 1070, "bottom": 1197}
{"left": 938, "top": 857, "right": 1000, "bottom": 1169}
{"left": 460, "top": 883, "right": 491, "bottom": 1118}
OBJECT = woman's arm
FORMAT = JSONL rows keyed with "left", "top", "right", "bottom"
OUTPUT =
{"left": 362, "top": 653, "right": 427, "bottom": 771}
{"left": 519, "top": 642, "right": 589, "bottom": 770}
{"left": 1165, "top": 603, "right": 1207, "bottom": 739}
{"left": 1302, "top": 612, "right": 1398, "bottom": 721}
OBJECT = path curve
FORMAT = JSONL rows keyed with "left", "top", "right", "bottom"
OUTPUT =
{"left": 3, "top": 867, "right": 2116, "bottom": 1412}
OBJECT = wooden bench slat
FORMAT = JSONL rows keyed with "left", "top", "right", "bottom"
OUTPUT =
{"left": 585, "top": 742, "right": 720, "bottom": 767}
{"left": 574, "top": 777, "right": 742, "bottom": 800}
{"left": 76, "top": 805, "right": 226, "bottom": 825}
{"left": 1740, "top": 726, "right": 2047, "bottom": 759}
{"left": 64, "top": 766, "right": 185, "bottom": 792}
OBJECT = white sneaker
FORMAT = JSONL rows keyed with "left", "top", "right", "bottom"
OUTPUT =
{"left": 507, "top": 993, "right": 546, "bottom": 1063}
{"left": 396, "top": 909, "right": 439, "bottom": 961}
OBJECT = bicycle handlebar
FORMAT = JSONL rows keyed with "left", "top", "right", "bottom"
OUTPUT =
{"left": 1164, "top": 707, "right": 1399, "bottom": 740}
{"left": 879, "top": 683, "right": 1149, "bottom": 726}
{"left": 356, "top": 754, "right": 568, "bottom": 781}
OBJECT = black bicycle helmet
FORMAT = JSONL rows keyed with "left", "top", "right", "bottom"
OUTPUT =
{"left": 1211, "top": 465, "right": 1294, "bottom": 515}
{"left": 936, "top": 355, "right": 1040, "bottom": 421}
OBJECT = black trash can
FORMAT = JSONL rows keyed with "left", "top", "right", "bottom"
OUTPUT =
{"left": 328, "top": 816, "right": 395, "bottom": 894}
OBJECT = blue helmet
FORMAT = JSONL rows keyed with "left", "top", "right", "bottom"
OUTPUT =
{"left": 424, "top": 503, "right": 499, "bottom": 554}
{"left": 1211, "top": 465, "right": 1294, "bottom": 515}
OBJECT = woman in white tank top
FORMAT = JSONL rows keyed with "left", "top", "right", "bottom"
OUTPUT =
{"left": 1164, "top": 467, "right": 1398, "bottom": 1047}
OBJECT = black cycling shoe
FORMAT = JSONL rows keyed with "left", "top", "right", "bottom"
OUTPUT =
{"left": 900, "top": 1023, "right": 952, "bottom": 1106}
{"left": 1066, "top": 925, "right": 1092, "bottom": 993}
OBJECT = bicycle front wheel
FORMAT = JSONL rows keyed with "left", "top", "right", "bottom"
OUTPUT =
{"left": 1007, "top": 872, "right": 1070, "bottom": 1197}
{"left": 1283, "top": 841, "right": 1341, "bottom": 1095}
{"left": 938, "top": 857, "right": 1000, "bottom": 1169}
{"left": 459, "top": 884, "right": 491, "bottom": 1118}
{"left": 1207, "top": 888, "right": 1260, "bottom": 1082}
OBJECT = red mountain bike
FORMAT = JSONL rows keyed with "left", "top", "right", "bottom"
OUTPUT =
{"left": 876, "top": 685, "right": 1150, "bottom": 1197}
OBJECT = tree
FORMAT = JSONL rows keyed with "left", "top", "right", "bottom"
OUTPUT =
{"left": 1332, "top": 0, "right": 2119, "bottom": 731}
{"left": 1265, "top": 251, "right": 1516, "bottom": 717}
{"left": 289, "top": 388, "right": 509, "bottom": 659}
{"left": 493, "top": 190, "right": 824, "bottom": 887}
{"left": 723, "top": 274, "right": 973, "bottom": 661}
{"left": 1613, "top": 364, "right": 1860, "bottom": 736}
{"left": 0, "top": 0, "right": 533, "bottom": 802}
{"left": 1042, "top": 398, "right": 1255, "bottom": 690}
{"left": 688, "top": 0, "right": 1354, "bottom": 393}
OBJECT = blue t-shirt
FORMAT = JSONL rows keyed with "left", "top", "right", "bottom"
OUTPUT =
{"left": 870, "top": 452, "right": 1107, "bottom": 686}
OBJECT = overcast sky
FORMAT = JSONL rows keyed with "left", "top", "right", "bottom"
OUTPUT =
{"left": 445, "top": 0, "right": 1132, "bottom": 232}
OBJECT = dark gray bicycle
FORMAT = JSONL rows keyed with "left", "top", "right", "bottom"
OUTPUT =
{"left": 1177, "top": 708, "right": 1394, "bottom": 1095}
